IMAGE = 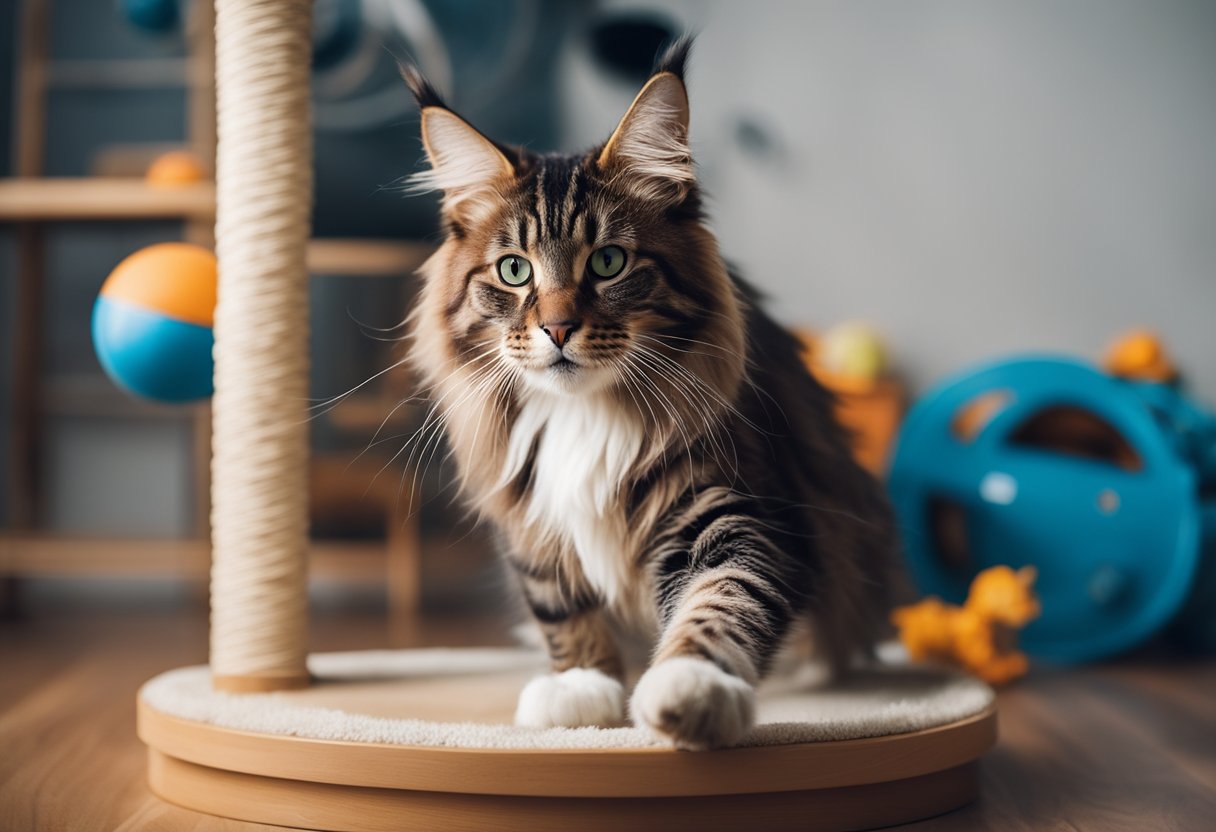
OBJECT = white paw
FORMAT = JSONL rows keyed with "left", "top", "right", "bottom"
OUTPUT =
{"left": 514, "top": 668, "right": 625, "bottom": 729}
{"left": 630, "top": 657, "right": 755, "bottom": 750}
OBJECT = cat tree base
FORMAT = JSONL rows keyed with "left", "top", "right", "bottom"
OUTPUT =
{"left": 137, "top": 648, "right": 997, "bottom": 832}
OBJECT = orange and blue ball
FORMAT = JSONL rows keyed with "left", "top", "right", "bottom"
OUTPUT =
{"left": 92, "top": 243, "right": 217, "bottom": 403}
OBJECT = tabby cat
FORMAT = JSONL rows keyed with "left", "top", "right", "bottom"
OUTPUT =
{"left": 403, "top": 39, "right": 895, "bottom": 750}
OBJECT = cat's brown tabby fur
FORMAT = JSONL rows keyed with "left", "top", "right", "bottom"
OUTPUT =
{"left": 403, "top": 38, "right": 896, "bottom": 749}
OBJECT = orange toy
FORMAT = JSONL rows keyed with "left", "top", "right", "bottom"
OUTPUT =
{"left": 145, "top": 150, "right": 206, "bottom": 186}
{"left": 891, "top": 565, "right": 1040, "bottom": 685}
{"left": 1103, "top": 329, "right": 1177, "bottom": 383}
{"left": 795, "top": 323, "right": 906, "bottom": 476}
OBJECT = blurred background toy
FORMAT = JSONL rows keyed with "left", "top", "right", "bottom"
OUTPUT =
{"left": 121, "top": 0, "right": 180, "bottom": 35}
{"left": 817, "top": 321, "right": 888, "bottom": 382}
{"left": 889, "top": 333, "right": 1216, "bottom": 663}
{"left": 892, "top": 565, "right": 1040, "bottom": 685}
{"left": 91, "top": 242, "right": 216, "bottom": 403}
{"left": 1103, "top": 329, "right": 1178, "bottom": 383}
{"left": 797, "top": 322, "right": 905, "bottom": 476}
{"left": 144, "top": 150, "right": 205, "bottom": 186}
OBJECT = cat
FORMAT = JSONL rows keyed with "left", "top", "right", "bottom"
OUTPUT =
{"left": 402, "top": 38, "right": 896, "bottom": 750}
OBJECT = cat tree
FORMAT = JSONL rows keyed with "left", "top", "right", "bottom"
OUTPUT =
{"left": 136, "top": 2, "right": 997, "bottom": 829}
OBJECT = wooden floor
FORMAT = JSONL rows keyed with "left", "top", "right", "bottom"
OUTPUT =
{"left": 1, "top": 608, "right": 1213, "bottom": 831}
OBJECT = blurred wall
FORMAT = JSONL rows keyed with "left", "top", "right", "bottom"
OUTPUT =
{"left": 564, "top": 0, "right": 1216, "bottom": 398}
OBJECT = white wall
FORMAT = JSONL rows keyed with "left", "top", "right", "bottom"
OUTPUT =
{"left": 563, "top": 0, "right": 1216, "bottom": 398}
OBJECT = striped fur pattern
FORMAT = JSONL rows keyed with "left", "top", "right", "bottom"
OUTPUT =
{"left": 403, "top": 39, "right": 896, "bottom": 749}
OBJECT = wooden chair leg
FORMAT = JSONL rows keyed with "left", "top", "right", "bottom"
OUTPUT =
{"left": 5, "top": 223, "right": 45, "bottom": 619}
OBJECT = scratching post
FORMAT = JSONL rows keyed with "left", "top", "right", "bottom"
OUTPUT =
{"left": 138, "top": 3, "right": 997, "bottom": 827}
{"left": 209, "top": 0, "right": 313, "bottom": 692}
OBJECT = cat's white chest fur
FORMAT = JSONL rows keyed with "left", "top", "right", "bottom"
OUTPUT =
{"left": 500, "top": 391, "right": 643, "bottom": 605}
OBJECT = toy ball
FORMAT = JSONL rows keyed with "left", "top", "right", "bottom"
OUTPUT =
{"left": 92, "top": 243, "right": 216, "bottom": 403}
{"left": 888, "top": 354, "right": 1216, "bottom": 663}
{"left": 1103, "top": 329, "right": 1176, "bottom": 382}
{"left": 146, "top": 151, "right": 205, "bottom": 186}
{"left": 818, "top": 321, "right": 887, "bottom": 381}
{"left": 122, "top": 0, "right": 179, "bottom": 34}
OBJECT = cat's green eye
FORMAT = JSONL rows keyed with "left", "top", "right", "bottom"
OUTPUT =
{"left": 497, "top": 255, "right": 533, "bottom": 286}
{"left": 589, "top": 245, "right": 626, "bottom": 279}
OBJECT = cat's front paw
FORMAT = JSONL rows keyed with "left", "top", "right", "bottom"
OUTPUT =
{"left": 630, "top": 657, "right": 755, "bottom": 750}
{"left": 514, "top": 667, "right": 625, "bottom": 729}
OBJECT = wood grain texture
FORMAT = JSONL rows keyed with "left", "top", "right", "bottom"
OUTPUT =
{"left": 137, "top": 698, "right": 995, "bottom": 798}
{"left": 147, "top": 751, "right": 979, "bottom": 832}
{"left": 305, "top": 239, "right": 432, "bottom": 276}
{"left": 12, "top": 0, "right": 49, "bottom": 177}
{"left": 1, "top": 610, "right": 1213, "bottom": 831}
{"left": 8, "top": 224, "right": 43, "bottom": 531}
{"left": 0, "top": 179, "right": 217, "bottom": 220}
{"left": 0, "top": 536, "right": 386, "bottom": 580}
{"left": 0, "top": 611, "right": 510, "bottom": 832}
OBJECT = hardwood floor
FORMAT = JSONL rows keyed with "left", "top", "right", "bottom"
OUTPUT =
{"left": 1, "top": 608, "right": 1212, "bottom": 831}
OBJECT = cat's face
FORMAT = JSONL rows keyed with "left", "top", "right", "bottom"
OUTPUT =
{"left": 432, "top": 154, "right": 711, "bottom": 396}
{"left": 408, "top": 46, "right": 742, "bottom": 402}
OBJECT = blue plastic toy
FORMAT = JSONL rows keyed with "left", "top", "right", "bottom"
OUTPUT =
{"left": 122, "top": 0, "right": 180, "bottom": 34}
{"left": 92, "top": 243, "right": 216, "bottom": 404}
{"left": 889, "top": 352, "right": 1216, "bottom": 663}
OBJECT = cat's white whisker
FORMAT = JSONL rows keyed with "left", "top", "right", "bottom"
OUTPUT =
{"left": 624, "top": 346, "right": 743, "bottom": 483}
{"left": 401, "top": 358, "right": 511, "bottom": 499}
{"left": 371, "top": 355, "right": 504, "bottom": 507}
{"left": 622, "top": 353, "right": 699, "bottom": 486}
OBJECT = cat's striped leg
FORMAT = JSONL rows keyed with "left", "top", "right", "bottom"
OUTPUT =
{"left": 632, "top": 506, "right": 807, "bottom": 749}
{"left": 511, "top": 556, "right": 625, "bottom": 729}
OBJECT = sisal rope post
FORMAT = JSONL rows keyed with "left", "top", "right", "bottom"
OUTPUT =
{"left": 209, "top": 0, "right": 313, "bottom": 692}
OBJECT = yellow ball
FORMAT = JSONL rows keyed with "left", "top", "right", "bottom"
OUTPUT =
{"left": 818, "top": 321, "right": 888, "bottom": 380}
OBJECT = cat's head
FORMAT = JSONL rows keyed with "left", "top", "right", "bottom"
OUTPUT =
{"left": 406, "top": 38, "right": 743, "bottom": 404}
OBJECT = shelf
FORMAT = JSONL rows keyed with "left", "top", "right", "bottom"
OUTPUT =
{"left": 46, "top": 59, "right": 190, "bottom": 90}
{"left": 0, "top": 180, "right": 432, "bottom": 277}
{"left": 0, "top": 535, "right": 388, "bottom": 582}
{"left": 307, "top": 239, "right": 433, "bottom": 277}
{"left": 0, "top": 178, "right": 215, "bottom": 221}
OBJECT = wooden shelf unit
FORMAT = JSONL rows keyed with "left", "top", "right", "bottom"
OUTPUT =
{"left": 1, "top": 0, "right": 434, "bottom": 623}
{"left": 307, "top": 238, "right": 433, "bottom": 277}
{"left": 0, "top": 535, "right": 395, "bottom": 590}
{"left": 0, "top": 178, "right": 216, "bottom": 221}
{"left": 46, "top": 58, "right": 191, "bottom": 89}
{"left": 0, "top": 177, "right": 432, "bottom": 274}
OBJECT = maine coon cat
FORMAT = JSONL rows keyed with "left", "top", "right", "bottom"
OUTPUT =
{"left": 403, "top": 39, "right": 896, "bottom": 750}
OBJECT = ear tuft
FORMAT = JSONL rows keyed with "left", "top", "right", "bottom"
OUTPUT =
{"left": 408, "top": 104, "right": 516, "bottom": 223}
{"left": 402, "top": 62, "right": 515, "bottom": 223}
{"left": 399, "top": 62, "right": 448, "bottom": 111}
{"left": 653, "top": 35, "right": 694, "bottom": 81}
{"left": 597, "top": 66, "right": 694, "bottom": 207}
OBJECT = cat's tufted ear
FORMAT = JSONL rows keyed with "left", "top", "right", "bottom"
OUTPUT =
{"left": 597, "top": 38, "right": 694, "bottom": 207}
{"left": 402, "top": 65, "right": 516, "bottom": 223}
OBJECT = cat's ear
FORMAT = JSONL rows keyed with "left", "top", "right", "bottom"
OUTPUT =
{"left": 597, "top": 38, "right": 695, "bottom": 207}
{"left": 402, "top": 65, "right": 515, "bottom": 222}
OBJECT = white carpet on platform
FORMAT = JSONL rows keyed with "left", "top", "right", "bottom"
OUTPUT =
{"left": 140, "top": 647, "right": 994, "bottom": 751}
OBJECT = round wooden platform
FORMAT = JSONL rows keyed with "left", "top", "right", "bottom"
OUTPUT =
{"left": 137, "top": 649, "right": 997, "bottom": 832}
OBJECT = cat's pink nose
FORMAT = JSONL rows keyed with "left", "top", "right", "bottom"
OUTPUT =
{"left": 541, "top": 320, "right": 580, "bottom": 349}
